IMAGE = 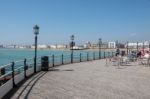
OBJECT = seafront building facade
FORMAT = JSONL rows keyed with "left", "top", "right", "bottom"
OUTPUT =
{"left": 108, "top": 42, "right": 116, "bottom": 49}
{"left": 125, "top": 41, "right": 149, "bottom": 49}
{"left": 0, "top": 41, "right": 149, "bottom": 50}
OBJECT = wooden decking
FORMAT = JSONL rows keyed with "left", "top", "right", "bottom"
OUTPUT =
{"left": 5, "top": 59, "right": 150, "bottom": 99}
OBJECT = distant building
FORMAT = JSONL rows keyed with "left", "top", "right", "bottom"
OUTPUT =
{"left": 102, "top": 42, "right": 108, "bottom": 48}
{"left": 6, "top": 45, "right": 15, "bottom": 48}
{"left": 0, "top": 44, "right": 3, "bottom": 48}
{"left": 73, "top": 46, "right": 85, "bottom": 50}
{"left": 38, "top": 44, "right": 48, "bottom": 49}
{"left": 125, "top": 41, "right": 149, "bottom": 49}
{"left": 84, "top": 41, "right": 91, "bottom": 49}
{"left": 91, "top": 43, "right": 97, "bottom": 49}
{"left": 50, "top": 45, "right": 57, "bottom": 49}
{"left": 108, "top": 42, "right": 116, "bottom": 49}
{"left": 57, "top": 45, "right": 67, "bottom": 49}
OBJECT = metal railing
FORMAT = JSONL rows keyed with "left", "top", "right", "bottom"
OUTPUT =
{"left": 0, "top": 51, "right": 115, "bottom": 98}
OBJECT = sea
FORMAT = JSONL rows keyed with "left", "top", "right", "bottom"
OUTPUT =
{"left": 0, "top": 48, "right": 100, "bottom": 66}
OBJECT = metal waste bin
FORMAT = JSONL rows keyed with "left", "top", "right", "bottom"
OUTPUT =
{"left": 121, "top": 51, "right": 125, "bottom": 56}
{"left": 41, "top": 56, "right": 49, "bottom": 71}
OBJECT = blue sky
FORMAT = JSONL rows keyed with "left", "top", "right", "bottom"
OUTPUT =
{"left": 0, "top": 0, "right": 150, "bottom": 45}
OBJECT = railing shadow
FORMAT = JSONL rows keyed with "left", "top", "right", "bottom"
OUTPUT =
{"left": 2, "top": 71, "right": 47, "bottom": 99}
{"left": 49, "top": 68, "right": 74, "bottom": 72}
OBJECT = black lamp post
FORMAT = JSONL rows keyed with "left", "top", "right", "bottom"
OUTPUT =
{"left": 99, "top": 38, "right": 102, "bottom": 59}
{"left": 137, "top": 42, "right": 138, "bottom": 52}
{"left": 33, "top": 25, "right": 39, "bottom": 73}
{"left": 149, "top": 42, "right": 150, "bottom": 51}
{"left": 127, "top": 41, "right": 129, "bottom": 55}
{"left": 143, "top": 42, "right": 144, "bottom": 52}
{"left": 70, "top": 35, "right": 75, "bottom": 63}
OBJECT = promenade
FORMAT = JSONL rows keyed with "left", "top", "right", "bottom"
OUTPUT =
{"left": 6, "top": 59, "right": 150, "bottom": 99}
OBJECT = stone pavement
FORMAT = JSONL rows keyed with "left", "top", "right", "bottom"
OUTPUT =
{"left": 7, "top": 59, "right": 150, "bottom": 99}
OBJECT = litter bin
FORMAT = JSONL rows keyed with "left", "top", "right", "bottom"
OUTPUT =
{"left": 41, "top": 56, "right": 49, "bottom": 71}
{"left": 121, "top": 51, "right": 125, "bottom": 56}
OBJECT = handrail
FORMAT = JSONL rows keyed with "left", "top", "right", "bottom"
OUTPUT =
{"left": 0, "top": 51, "right": 114, "bottom": 80}
{"left": 14, "top": 60, "right": 24, "bottom": 64}
{"left": 14, "top": 66, "right": 24, "bottom": 71}
{"left": 0, "top": 71, "right": 12, "bottom": 79}
{"left": 0, "top": 51, "right": 115, "bottom": 97}
{"left": 0, "top": 63, "right": 12, "bottom": 70}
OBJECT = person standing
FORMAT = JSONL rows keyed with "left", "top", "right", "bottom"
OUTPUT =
{"left": 115, "top": 48, "right": 120, "bottom": 56}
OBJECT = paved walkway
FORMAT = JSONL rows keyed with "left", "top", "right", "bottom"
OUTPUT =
{"left": 8, "top": 59, "right": 150, "bottom": 99}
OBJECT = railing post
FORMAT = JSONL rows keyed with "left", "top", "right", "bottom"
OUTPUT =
{"left": 52, "top": 54, "right": 54, "bottom": 67}
{"left": 80, "top": 53, "right": 82, "bottom": 62}
{"left": 87, "top": 52, "right": 89, "bottom": 61}
{"left": 108, "top": 52, "right": 110, "bottom": 58}
{"left": 12, "top": 62, "right": 16, "bottom": 88}
{"left": 93, "top": 52, "right": 95, "bottom": 60}
{"left": 62, "top": 54, "right": 64, "bottom": 65}
{"left": 71, "top": 50, "right": 73, "bottom": 63}
{"left": 24, "top": 58, "right": 27, "bottom": 78}
{"left": 104, "top": 51, "right": 105, "bottom": 58}
{"left": 112, "top": 52, "right": 113, "bottom": 57}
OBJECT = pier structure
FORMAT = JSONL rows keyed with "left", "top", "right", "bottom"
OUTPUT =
{"left": 0, "top": 51, "right": 114, "bottom": 98}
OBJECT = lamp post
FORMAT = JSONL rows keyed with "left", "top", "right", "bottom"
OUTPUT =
{"left": 143, "top": 42, "right": 144, "bottom": 52}
{"left": 149, "top": 42, "right": 150, "bottom": 51}
{"left": 137, "top": 42, "right": 138, "bottom": 52}
{"left": 127, "top": 41, "right": 129, "bottom": 55}
{"left": 116, "top": 40, "right": 118, "bottom": 48}
{"left": 33, "top": 25, "right": 39, "bottom": 73}
{"left": 99, "top": 38, "right": 102, "bottom": 59}
{"left": 70, "top": 35, "right": 75, "bottom": 63}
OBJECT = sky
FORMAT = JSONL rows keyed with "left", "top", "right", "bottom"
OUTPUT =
{"left": 0, "top": 0, "right": 150, "bottom": 45}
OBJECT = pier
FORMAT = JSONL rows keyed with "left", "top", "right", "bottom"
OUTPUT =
{"left": 2, "top": 58, "right": 150, "bottom": 99}
{"left": 0, "top": 51, "right": 114, "bottom": 98}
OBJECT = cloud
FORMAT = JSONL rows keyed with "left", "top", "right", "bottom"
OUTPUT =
{"left": 130, "top": 33, "right": 137, "bottom": 37}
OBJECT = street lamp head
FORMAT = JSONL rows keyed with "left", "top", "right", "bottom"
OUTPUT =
{"left": 99, "top": 38, "right": 102, "bottom": 44}
{"left": 70, "top": 35, "right": 74, "bottom": 41}
{"left": 33, "top": 25, "right": 39, "bottom": 35}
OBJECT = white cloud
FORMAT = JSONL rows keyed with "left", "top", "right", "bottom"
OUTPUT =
{"left": 130, "top": 33, "right": 137, "bottom": 37}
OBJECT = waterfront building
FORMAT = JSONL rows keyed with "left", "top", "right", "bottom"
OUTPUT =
{"left": 84, "top": 41, "right": 91, "bottom": 49}
{"left": 125, "top": 41, "right": 149, "bottom": 49}
{"left": 0, "top": 44, "right": 3, "bottom": 48}
{"left": 108, "top": 42, "right": 116, "bottom": 49}
{"left": 37, "top": 44, "right": 48, "bottom": 49}
{"left": 101, "top": 42, "right": 108, "bottom": 49}
{"left": 50, "top": 45, "right": 57, "bottom": 49}
{"left": 57, "top": 44, "right": 67, "bottom": 49}
{"left": 6, "top": 45, "right": 16, "bottom": 48}
{"left": 73, "top": 46, "right": 85, "bottom": 50}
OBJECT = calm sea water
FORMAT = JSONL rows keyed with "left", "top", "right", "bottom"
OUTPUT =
{"left": 0, "top": 49, "right": 94, "bottom": 66}
{"left": 0, "top": 49, "right": 70, "bottom": 66}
